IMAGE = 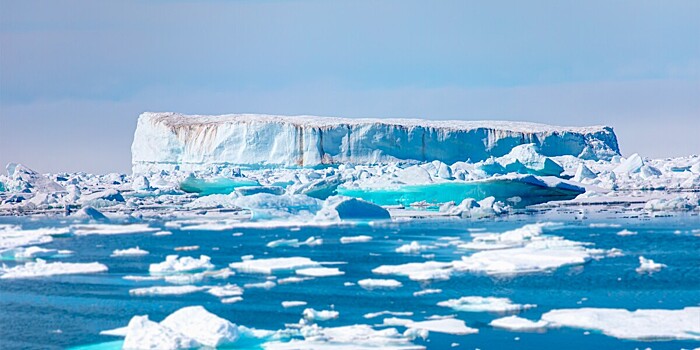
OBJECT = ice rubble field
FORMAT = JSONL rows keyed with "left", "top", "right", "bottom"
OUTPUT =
{"left": 0, "top": 114, "right": 699, "bottom": 349}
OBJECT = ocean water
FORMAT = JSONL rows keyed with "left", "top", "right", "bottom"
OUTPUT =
{"left": 0, "top": 215, "right": 699, "bottom": 350}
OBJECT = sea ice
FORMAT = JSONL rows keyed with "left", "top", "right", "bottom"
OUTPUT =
{"left": 358, "top": 278, "right": 403, "bottom": 289}
{"left": 373, "top": 261, "right": 452, "bottom": 281}
{"left": 160, "top": 306, "right": 240, "bottom": 347}
{"left": 489, "top": 315, "right": 549, "bottom": 331}
{"left": 340, "top": 235, "right": 373, "bottom": 244}
{"left": 296, "top": 267, "right": 344, "bottom": 277}
{"left": 636, "top": 256, "right": 666, "bottom": 273}
{"left": 230, "top": 257, "right": 320, "bottom": 274}
{"left": 122, "top": 315, "right": 200, "bottom": 350}
{"left": 111, "top": 247, "right": 149, "bottom": 257}
{"left": 129, "top": 285, "right": 206, "bottom": 296}
{"left": 395, "top": 241, "right": 433, "bottom": 254}
{"left": 207, "top": 284, "right": 243, "bottom": 297}
{"left": 282, "top": 301, "right": 307, "bottom": 308}
{"left": 302, "top": 308, "right": 339, "bottom": 322}
{"left": 401, "top": 318, "right": 478, "bottom": 335}
{"left": 71, "top": 224, "right": 159, "bottom": 235}
{"left": 541, "top": 307, "right": 700, "bottom": 340}
{"left": 150, "top": 255, "right": 214, "bottom": 274}
{"left": 437, "top": 296, "right": 536, "bottom": 313}
{"left": 315, "top": 196, "right": 391, "bottom": 221}
{"left": 0, "top": 259, "right": 108, "bottom": 279}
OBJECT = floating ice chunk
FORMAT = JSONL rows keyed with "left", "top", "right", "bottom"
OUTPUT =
{"left": 267, "top": 236, "right": 323, "bottom": 248}
{"left": 131, "top": 175, "right": 151, "bottom": 191}
{"left": 616, "top": 229, "right": 637, "bottom": 236}
{"left": 636, "top": 256, "right": 666, "bottom": 273}
{"left": 373, "top": 261, "right": 452, "bottom": 281}
{"left": 340, "top": 235, "right": 373, "bottom": 244}
{"left": 282, "top": 301, "right": 307, "bottom": 308}
{"left": 489, "top": 316, "right": 549, "bottom": 331}
{"left": 358, "top": 278, "right": 403, "bottom": 289}
{"left": 207, "top": 284, "right": 243, "bottom": 297}
{"left": 437, "top": 296, "right": 535, "bottom": 313}
{"left": 129, "top": 285, "right": 206, "bottom": 296}
{"left": 3, "top": 163, "right": 64, "bottom": 193}
{"left": 395, "top": 241, "right": 432, "bottom": 254}
{"left": 230, "top": 257, "right": 320, "bottom": 274}
{"left": 221, "top": 296, "right": 243, "bottom": 304}
{"left": 160, "top": 306, "right": 240, "bottom": 347}
{"left": 6, "top": 246, "right": 56, "bottom": 260}
{"left": 363, "top": 311, "right": 413, "bottom": 319}
{"left": 111, "top": 247, "right": 149, "bottom": 257}
{"left": 71, "top": 223, "right": 158, "bottom": 235}
{"left": 162, "top": 268, "right": 233, "bottom": 285}
{"left": 149, "top": 255, "right": 214, "bottom": 274}
{"left": 278, "top": 276, "right": 313, "bottom": 284}
{"left": 541, "top": 307, "right": 700, "bottom": 340}
{"left": 296, "top": 267, "right": 344, "bottom": 277}
{"left": 403, "top": 318, "right": 478, "bottom": 335}
{"left": 613, "top": 153, "right": 644, "bottom": 174}
{"left": 413, "top": 289, "right": 442, "bottom": 297}
{"left": 0, "top": 225, "right": 66, "bottom": 250}
{"left": 122, "top": 315, "right": 200, "bottom": 350}
{"left": 266, "top": 324, "right": 418, "bottom": 349}
{"left": 290, "top": 175, "right": 343, "bottom": 200}
{"left": 302, "top": 308, "right": 339, "bottom": 322}
{"left": 315, "top": 196, "right": 390, "bottom": 221}
{"left": 0, "top": 259, "right": 107, "bottom": 279}
{"left": 244, "top": 280, "right": 276, "bottom": 289}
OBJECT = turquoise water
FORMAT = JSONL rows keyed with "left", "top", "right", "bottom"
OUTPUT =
{"left": 179, "top": 178, "right": 260, "bottom": 195}
{"left": 0, "top": 215, "right": 698, "bottom": 350}
{"left": 337, "top": 178, "right": 583, "bottom": 207}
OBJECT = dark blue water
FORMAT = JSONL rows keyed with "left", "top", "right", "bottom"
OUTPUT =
{"left": 1, "top": 215, "right": 699, "bottom": 350}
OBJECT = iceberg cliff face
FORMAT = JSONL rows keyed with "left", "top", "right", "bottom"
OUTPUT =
{"left": 132, "top": 112, "right": 619, "bottom": 173}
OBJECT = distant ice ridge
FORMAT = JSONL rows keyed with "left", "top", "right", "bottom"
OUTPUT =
{"left": 131, "top": 112, "right": 619, "bottom": 172}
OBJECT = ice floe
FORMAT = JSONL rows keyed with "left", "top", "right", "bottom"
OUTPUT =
{"left": 129, "top": 285, "right": 207, "bottom": 296}
{"left": 296, "top": 267, "right": 344, "bottom": 277}
{"left": 340, "top": 235, "right": 373, "bottom": 244}
{"left": 489, "top": 315, "right": 549, "bottom": 331}
{"left": 358, "top": 278, "right": 403, "bottom": 289}
{"left": 636, "top": 256, "right": 666, "bottom": 273}
{"left": 111, "top": 247, "right": 149, "bottom": 257}
{"left": 302, "top": 308, "right": 339, "bottom": 322}
{"left": 230, "top": 257, "right": 321, "bottom": 274}
{"left": 437, "top": 296, "right": 535, "bottom": 313}
{"left": 0, "top": 259, "right": 108, "bottom": 279}
{"left": 541, "top": 307, "right": 700, "bottom": 340}
{"left": 149, "top": 255, "right": 214, "bottom": 274}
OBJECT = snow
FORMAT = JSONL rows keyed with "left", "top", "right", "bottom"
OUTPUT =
{"left": 132, "top": 112, "right": 619, "bottom": 172}
{"left": 541, "top": 307, "right": 700, "bottom": 340}
{"left": 636, "top": 256, "right": 666, "bottom": 273}
{"left": 437, "top": 296, "right": 536, "bottom": 313}
{"left": 489, "top": 316, "right": 549, "bottom": 331}
{"left": 358, "top": 278, "right": 403, "bottom": 289}
{"left": 111, "top": 247, "right": 149, "bottom": 257}
{"left": 0, "top": 259, "right": 108, "bottom": 279}
{"left": 149, "top": 255, "right": 214, "bottom": 274}
{"left": 340, "top": 235, "right": 373, "bottom": 244}
{"left": 229, "top": 257, "right": 320, "bottom": 274}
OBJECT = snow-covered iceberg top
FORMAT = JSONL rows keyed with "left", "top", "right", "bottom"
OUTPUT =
{"left": 132, "top": 112, "right": 619, "bottom": 172}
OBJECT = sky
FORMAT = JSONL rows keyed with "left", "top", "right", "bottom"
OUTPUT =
{"left": 1, "top": 0, "right": 698, "bottom": 174}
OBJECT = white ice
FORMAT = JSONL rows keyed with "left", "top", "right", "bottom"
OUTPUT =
{"left": 0, "top": 259, "right": 108, "bottom": 279}
{"left": 437, "top": 296, "right": 535, "bottom": 313}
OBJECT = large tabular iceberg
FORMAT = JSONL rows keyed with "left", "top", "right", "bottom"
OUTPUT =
{"left": 132, "top": 112, "right": 620, "bottom": 172}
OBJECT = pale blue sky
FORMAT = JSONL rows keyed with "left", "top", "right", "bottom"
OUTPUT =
{"left": 1, "top": 0, "right": 698, "bottom": 173}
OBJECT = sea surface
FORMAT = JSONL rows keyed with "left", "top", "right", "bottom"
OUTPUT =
{"left": 0, "top": 214, "right": 699, "bottom": 350}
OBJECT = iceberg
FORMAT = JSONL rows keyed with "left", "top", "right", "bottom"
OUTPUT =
{"left": 315, "top": 196, "right": 391, "bottom": 221}
{"left": 132, "top": 112, "right": 619, "bottom": 172}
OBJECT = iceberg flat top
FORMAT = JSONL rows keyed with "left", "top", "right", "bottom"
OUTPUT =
{"left": 143, "top": 112, "right": 612, "bottom": 134}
